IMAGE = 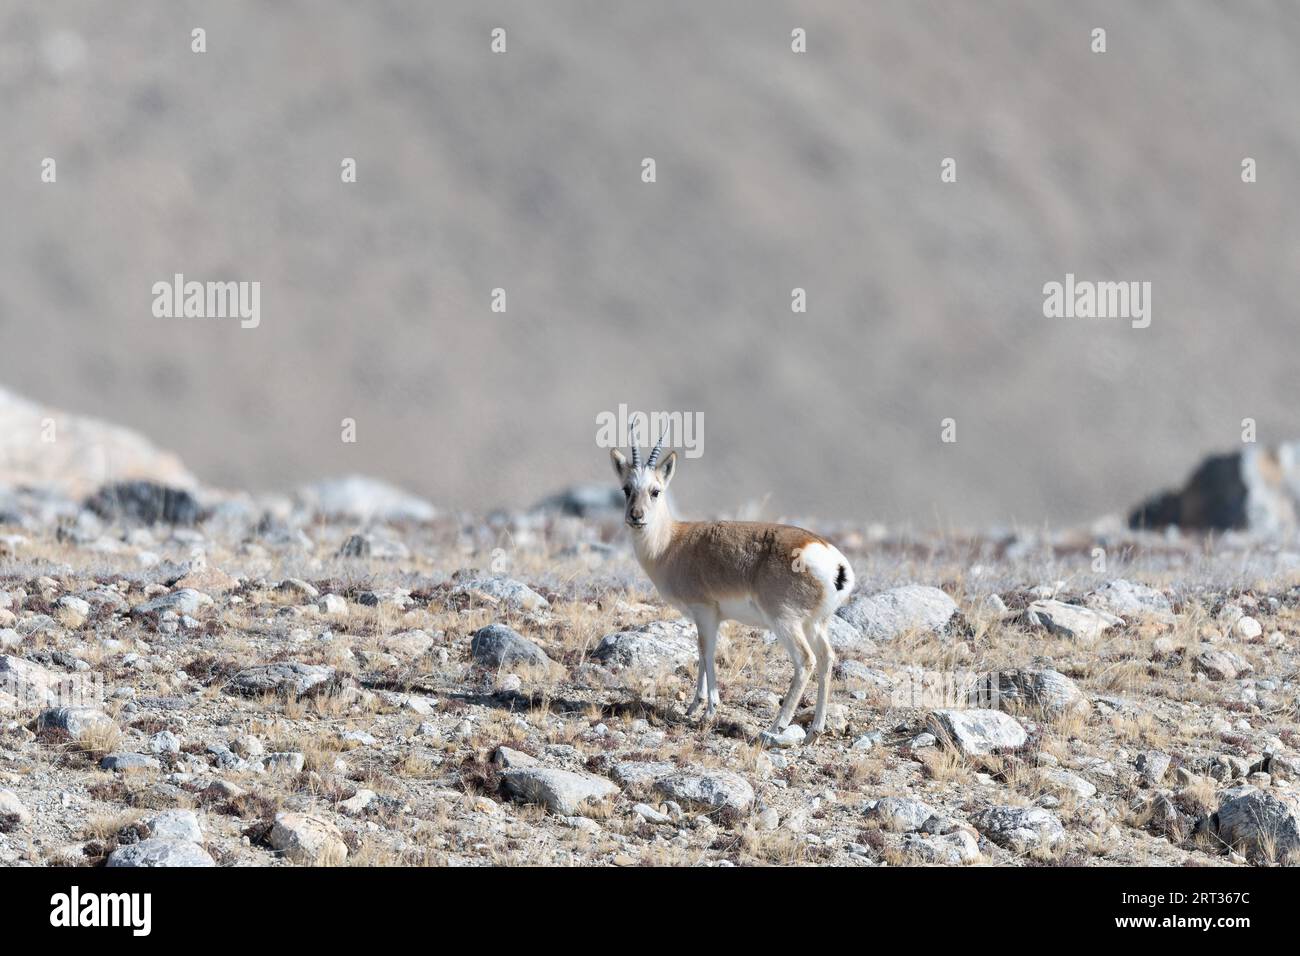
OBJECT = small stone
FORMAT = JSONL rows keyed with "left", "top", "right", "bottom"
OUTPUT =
{"left": 339, "top": 789, "right": 376, "bottom": 816}
{"left": 149, "top": 730, "right": 181, "bottom": 754}
{"left": 55, "top": 596, "right": 91, "bottom": 628}
{"left": 131, "top": 588, "right": 213, "bottom": 617}
{"left": 1233, "top": 616, "right": 1263, "bottom": 640}
{"left": 101, "top": 753, "right": 162, "bottom": 772}
{"left": 633, "top": 802, "right": 673, "bottom": 825}
{"left": 864, "top": 796, "right": 938, "bottom": 832}
{"left": 318, "top": 594, "right": 348, "bottom": 616}
{"left": 141, "top": 809, "right": 203, "bottom": 842}
{"left": 268, "top": 811, "right": 348, "bottom": 866}
{"left": 754, "top": 807, "right": 780, "bottom": 831}
{"left": 0, "top": 789, "right": 32, "bottom": 830}
{"left": 277, "top": 578, "right": 320, "bottom": 601}
{"left": 1135, "top": 751, "right": 1171, "bottom": 786}
{"left": 760, "top": 725, "right": 806, "bottom": 749}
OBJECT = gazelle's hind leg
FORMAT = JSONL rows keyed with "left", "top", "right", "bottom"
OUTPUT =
{"left": 806, "top": 617, "right": 835, "bottom": 738}
{"left": 686, "top": 606, "right": 720, "bottom": 720}
{"left": 768, "top": 617, "right": 815, "bottom": 733}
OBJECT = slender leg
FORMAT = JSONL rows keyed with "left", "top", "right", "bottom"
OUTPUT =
{"left": 687, "top": 606, "right": 720, "bottom": 721}
{"left": 806, "top": 618, "right": 835, "bottom": 738}
{"left": 768, "top": 618, "right": 814, "bottom": 733}
{"left": 702, "top": 617, "right": 720, "bottom": 719}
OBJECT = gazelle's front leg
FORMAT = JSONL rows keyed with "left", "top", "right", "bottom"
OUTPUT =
{"left": 686, "top": 606, "right": 721, "bottom": 720}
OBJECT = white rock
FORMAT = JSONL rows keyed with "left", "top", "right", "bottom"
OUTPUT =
{"left": 268, "top": 812, "right": 348, "bottom": 866}
{"left": 1024, "top": 600, "right": 1122, "bottom": 641}
{"left": 836, "top": 585, "right": 957, "bottom": 641}
{"left": 927, "top": 709, "right": 1027, "bottom": 756}
{"left": 970, "top": 805, "right": 1065, "bottom": 852}
{"left": 502, "top": 767, "right": 618, "bottom": 816}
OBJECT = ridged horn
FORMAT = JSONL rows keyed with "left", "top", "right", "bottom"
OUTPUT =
{"left": 646, "top": 424, "right": 670, "bottom": 469}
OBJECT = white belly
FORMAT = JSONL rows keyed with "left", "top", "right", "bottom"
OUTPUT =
{"left": 717, "top": 595, "right": 770, "bottom": 628}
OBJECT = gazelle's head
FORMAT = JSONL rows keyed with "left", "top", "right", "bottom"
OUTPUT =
{"left": 610, "top": 421, "right": 677, "bottom": 531}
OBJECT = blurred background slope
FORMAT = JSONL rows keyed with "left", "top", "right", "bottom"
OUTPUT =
{"left": 2, "top": 0, "right": 1298, "bottom": 527}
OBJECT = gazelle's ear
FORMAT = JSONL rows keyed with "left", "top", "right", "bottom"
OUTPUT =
{"left": 610, "top": 448, "right": 630, "bottom": 481}
{"left": 655, "top": 450, "right": 677, "bottom": 486}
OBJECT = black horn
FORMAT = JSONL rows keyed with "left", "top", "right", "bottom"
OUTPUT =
{"left": 629, "top": 415, "right": 642, "bottom": 469}
{"left": 646, "top": 423, "right": 670, "bottom": 468}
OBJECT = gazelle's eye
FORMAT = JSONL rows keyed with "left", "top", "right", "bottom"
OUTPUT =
{"left": 650, "top": 489, "right": 660, "bottom": 499}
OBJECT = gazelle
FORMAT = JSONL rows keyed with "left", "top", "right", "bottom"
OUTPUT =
{"left": 610, "top": 425, "right": 855, "bottom": 741}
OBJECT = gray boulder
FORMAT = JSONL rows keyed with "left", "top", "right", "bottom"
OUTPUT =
{"left": 902, "top": 829, "right": 980, "bottom": 864}
{"left": 653, "top": 770, "right": 754, "bottom": 813}
{"left": 107, "top": 838, "right": 214, "bottom": 867}
{"left": 1208, "top": 787, "right": 1300, "bottom": 862}
{"left": 836, "top": 585, "right": 956, "bottom": 641}
{"left": 1195, "top": 648, "right": 1253, "bottom": 681}
{"left": 268, "top": 811, "right": 348, "bottom": 865}
{"left": 451, "top": 573, "right": 548, "bottom": 611}
{"left": 0, "top": 655, "right": 60, "bottom": 708}
{"left": 470, "top": 624, "right": 551, "bottom": 669}
{"left": 1023, "top": 600, "right": 1122, "bottom": 641}
{"left": 927, "top": 709, "right": 1027, "bottom": 755}
{"left": 131, "top": 588, "right": 212, "bottom": 617}
{"left": 100, "top": 753, "right": 162, "bottom": 772}
{"left": 1085, "top": 580, "right": 1173, "bottom": 620}
{"left": 140, "top": 809, "right": 203, "bottom": 842}
{"left": 502, "top": 767, "right": 618, "bottom": 816}
{"left": 970, "top": 805, "right": 1065, "bottom": 853}
{"left": 37, "top": 706, "right": 117, "bottom": 738}
{"left": 972, "top": 668, "right": 1088, "bottom": 718}
{"left": 864, "top": 796, "right": 939, "bottom": 832}
{"left": 228, "top": 662, "right": 335, "bottom": 696}
{"left": 593, "top": 619, "right": 698, "bottom": 671}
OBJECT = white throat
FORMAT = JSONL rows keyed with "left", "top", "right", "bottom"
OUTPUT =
{"left": 629, "top": 501, "right": 676, "bottom": 564}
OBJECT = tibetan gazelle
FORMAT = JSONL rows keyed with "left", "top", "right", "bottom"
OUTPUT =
{"left": 610, "top": 426, "right": 855, "bottom": 741}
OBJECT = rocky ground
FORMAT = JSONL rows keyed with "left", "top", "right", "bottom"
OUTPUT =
{"left": 1, "top": 479, "right": 1299, "bottom": 868}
